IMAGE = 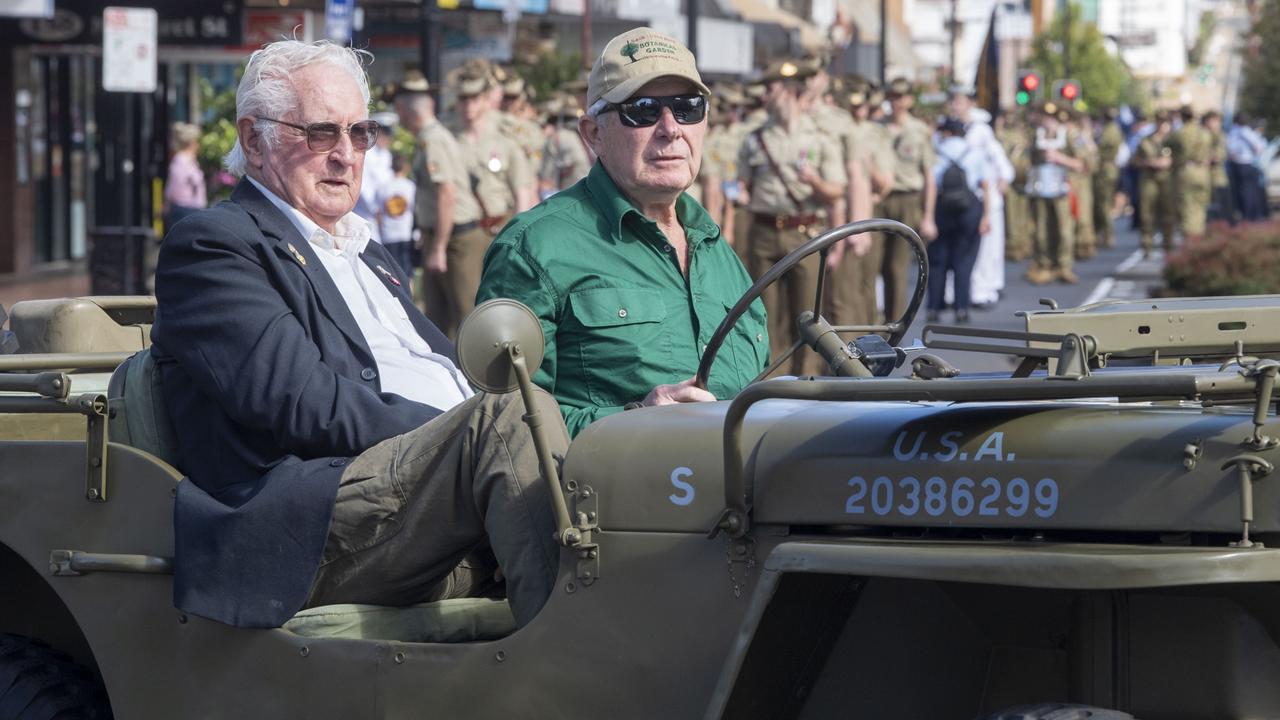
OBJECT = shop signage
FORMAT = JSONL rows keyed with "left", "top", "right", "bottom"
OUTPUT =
{"left": 103, "top": 6, "right": 158, "bottom": 93}
{"left": 8, "top": 0, "right": 242, "bottom": 46}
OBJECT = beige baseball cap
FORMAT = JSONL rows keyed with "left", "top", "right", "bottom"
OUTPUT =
{"left": 587, "top": 27, "right": 710, "bottom": 108}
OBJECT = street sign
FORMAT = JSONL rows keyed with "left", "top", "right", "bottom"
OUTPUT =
{"left": 325, "top": 0, "right": 354, "bottom": 44}
{"left": 0, "top": 0, "right": 53, "bottom": 18}
{"left": 102, "top": 7, "right": 157, "bottom": 93}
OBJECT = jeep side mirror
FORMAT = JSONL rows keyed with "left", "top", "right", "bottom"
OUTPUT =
{"left": 456, "top": 300, "right": 583, "bottom": 547}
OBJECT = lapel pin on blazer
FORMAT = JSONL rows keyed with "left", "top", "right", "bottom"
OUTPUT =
{"left": 286, "top": 242, "right": 308, "bottom": 267}
{"left": 375, "top": 264, "right": 402, "bottom": 287}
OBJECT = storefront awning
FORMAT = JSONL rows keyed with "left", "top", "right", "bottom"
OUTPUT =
{"left": 719, "top": 0, "right": 828, "bottom": 51}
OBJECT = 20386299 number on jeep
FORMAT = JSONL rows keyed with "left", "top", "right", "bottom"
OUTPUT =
{"left": 1, "top": 222, "right": 1279, "bottom": 719}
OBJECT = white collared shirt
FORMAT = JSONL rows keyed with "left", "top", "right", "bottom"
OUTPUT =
{"left": 247, "top": 176, "right": 473, "bottom": 410}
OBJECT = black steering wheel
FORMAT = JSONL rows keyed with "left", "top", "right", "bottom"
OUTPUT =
{"left": 694, "top": 219, "right": 929, "bottom": 390}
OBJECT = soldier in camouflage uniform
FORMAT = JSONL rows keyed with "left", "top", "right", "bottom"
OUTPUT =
{"left": 446, "top": 66, "right": 535, "bottom": 333}
{"left": 1167, "top": 106, "right": 1213, "bottom": 241}
{"left": 499, "top": 74, "right": 547, "bottom": 175}
{"left": 828, "top": 76, "right": 889, "bottom": 328}
{"left": 996, "top": 111, "right": 1033, "bottom": 262}
{"left": 1070, "top": 110, "right": 1098, "bottom": 260}
{"left": 738, "top": 58, "right": 847, "bottom": 375}
{"left": 1025, "top": 104, "right": 1085, "bottom": 285}
{"left": 1204, "top": 111, "right": 1231, "bottom": 224}
{"left": 1092, "top": 109, "right": 1124, "bottom": 249}
{"left": 392, "top": 72, "right": 479, "bottom": 336}
{"left": 699, "top": 83, "right": 749, "bottom": 264}
{"left": 878, "top": 78, "right": 938, "bottom": 318}
{"left": 537, "top": 93, "right": 591, "bottom": 198}
{"left": 1133, "top": 111, "right": 1176, "bottom": 255}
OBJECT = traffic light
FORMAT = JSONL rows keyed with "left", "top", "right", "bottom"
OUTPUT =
{"left": 1016, "top": 70, "right": 1042, "bottom": 106}
{"left": 1054, "top": 79, "right": 1081, "bottom": 106}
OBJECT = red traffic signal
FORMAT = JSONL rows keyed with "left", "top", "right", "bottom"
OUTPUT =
{"left": 1054, "top": 79, "right": 1081, "bottom": 104}
{"left": 1023, "top": 73, "right": 1040, "bottom": 91}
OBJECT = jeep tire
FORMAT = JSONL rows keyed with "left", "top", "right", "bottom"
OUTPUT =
{"left": 0, "top": 634, "right": 112, "bottom": 719}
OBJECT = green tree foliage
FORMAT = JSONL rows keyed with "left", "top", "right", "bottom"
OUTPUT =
{"left": 1241, "top": 0, "right": 1280, "bottom": 131}
{"left": 196, "top": 73, "right": 243, "bottom": 203}
{"left": 1028, "top": 3, "right": 1144, "bottom": 112}
{"left": 515, "top": 50, "right": 583, "bottom": 103}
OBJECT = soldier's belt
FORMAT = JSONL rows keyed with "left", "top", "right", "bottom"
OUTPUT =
{"left": 479, "top": 215, "right": 510, "bottom": 235}
{"left": 753, "top": 212, "right": 820, "bottom": 231}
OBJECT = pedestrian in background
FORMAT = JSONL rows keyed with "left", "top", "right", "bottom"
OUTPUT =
{"left": 1134, "top": 111, "right": 1176, "bottom": 256}
{"left": 355, "top": 111, "right": 396, "bottom": 243}
{"left": 1227, "top": 114, "right": 1268, "bottom": 222}
{"left": 879, "top": 78, "right": 938, "bottom": 317}
{"left": 739, "top": 58, "right": 846, "bottom": 376}
{"left": 163, "top": 122, "right": 207, "bottom": 229}
{"left": 944, "top": 87, "right": 1012, "bottom": 309}
{"left": 1203, "top": 111, "right": 1232, "bottom": 223}
{"left": 928, "top": 116, "right": 991, "bottom": 324}
{"left": 376, "top": 153, "right": 416, "bottom": 275}
{"left": 1092, "top": 108, "right": 1124, "bottom": 249}
{"left": 1025, "top": 105, "right": 1084, "bottom": 284}
{"left": 1167, "top": 105, "right": 1213, "bottom": 242}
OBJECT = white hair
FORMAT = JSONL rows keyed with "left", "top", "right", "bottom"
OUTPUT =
{"left": 223, "top": 40, "right": 373, "bottom": 176}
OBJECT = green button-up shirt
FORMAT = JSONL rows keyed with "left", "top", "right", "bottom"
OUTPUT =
{"left": 477, "top": 162, "right": 769, "bottom": 437}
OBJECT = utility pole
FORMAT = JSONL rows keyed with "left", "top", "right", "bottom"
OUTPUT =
{"left": 687, "top": 0, "right": 699, "bottom": 60}
{"left": 1059, "top": 0, "right": 1071, "bottom": 77}
{"left": 582, "top": 0, "right": 593, "bottom": 70}
{"left": 949, "top": 0, "right": 958, "bottom": 86}
{"left": 879, "top": 0, "right": 888, "bottom": 85}
{"left": 419, "top": 3, "right": 442, "bottom": 95}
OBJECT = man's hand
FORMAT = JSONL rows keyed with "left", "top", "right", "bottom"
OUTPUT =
{"left": 641, "top": 377, "right": 716, "bottom": 407}
{"left": 426, "top": 247, "right": 448, "bottom": 274}
{"left": 920, "top": 217, "right": 939, "bottom": 242}
{"left": 825, "top": 239, "right": 845, "bottom": 270}
{"left": 846, "top": 234, "right": 872, "bottom": 257}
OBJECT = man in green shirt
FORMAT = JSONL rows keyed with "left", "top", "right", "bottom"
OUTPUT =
{"left": 477, "top": 27, "right": 769, "bottom": 437}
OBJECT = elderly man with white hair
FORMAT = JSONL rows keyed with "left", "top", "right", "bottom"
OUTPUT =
{"left": 478, "top": 28, "right": 769, "bottom": 439}
{"left": 151, "top": 40, "right": 566, "bottom": 630}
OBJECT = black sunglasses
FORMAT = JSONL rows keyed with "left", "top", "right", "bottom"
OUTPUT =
{"left": 599, "top": 94, "right": 708, "bottom": 128}
{"left": 259, "top": 117, "right": 380, "bottom": 152}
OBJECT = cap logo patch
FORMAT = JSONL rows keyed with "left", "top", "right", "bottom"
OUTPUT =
{"left": 781, "top": 62, "right": 798, "bottom": 77}
{"left": 618, "top": 36, "right": 681, "bottom": 64}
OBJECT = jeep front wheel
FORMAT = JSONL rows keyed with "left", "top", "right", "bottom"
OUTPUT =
{"left": 0, "top": 634, "right": 112, "bottom": 719}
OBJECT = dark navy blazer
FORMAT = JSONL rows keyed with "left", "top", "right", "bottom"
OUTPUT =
{"left": 151, "top": 180, "right": 454, "bottom": 627}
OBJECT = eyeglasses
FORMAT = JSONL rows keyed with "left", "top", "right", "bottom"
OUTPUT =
{"left": 598, "top": 94, "right": 708, "bottom": 128}
{"left": 258, "top": 117, "right": 380, "bottom": 152}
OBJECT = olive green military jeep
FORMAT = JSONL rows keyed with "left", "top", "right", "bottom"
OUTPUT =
{"left": 1, "top": 221, "right": 1279, "bottom": 719}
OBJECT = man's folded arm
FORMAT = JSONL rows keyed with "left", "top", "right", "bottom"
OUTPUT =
{"left": 154, "top": 214, "right": 441, "bottom": 459}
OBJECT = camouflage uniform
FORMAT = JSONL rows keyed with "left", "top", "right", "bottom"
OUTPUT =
{"left": 739, "top": 114, "right": 846, "bottom": 376}
{"left": 879, "top": 113, "right": 935, "bottom": 320}
{"left": 1167, "top": 117, "right": 1213, "bottom": 238}
{"left": 999, "top": 118, "right": 1033, "bottom": 261}
{"left": 1070, "top": 121, "right": 1098, "bottom": 260}
{"left": 412, "top": 118, "right": 484, "bottom": 337}
{"left": 1134, "top": 130, "right": 1176, "bottom": 253}
{"left": 1092, "top": 120, "right": 1124, "bottom": 249}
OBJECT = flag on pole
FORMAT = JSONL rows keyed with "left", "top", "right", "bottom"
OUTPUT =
{"left": 974, "top": 6, "right": 1000, "bottom": 116}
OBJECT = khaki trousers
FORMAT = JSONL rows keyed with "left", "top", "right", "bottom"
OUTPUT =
{"left": 422, "top": 224, "right": 496, "bottom": 339}
{"left": 1031, "top": 195, "right": 1075, "bottom": 271}
{"left": 305, "top": 389, "right": 567, "bottom": 627}
{"left": 749, "top": 220, "right": 824, "bottom": 376}
{"left": 829, "top": 235, "right": 879, "bottom": 327}
{"left": 1139, "top": 176, "right": 1175, "bottom": 252}
{"left": 878, "top": 191, "right": 923, "bottom": 323}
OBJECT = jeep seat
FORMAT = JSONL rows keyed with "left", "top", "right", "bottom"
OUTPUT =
{"left": 11, "top": 296, "right": 154, "bottom": 354}
{"left": 106, "top": 349, "right": 517, "bottom": 644}
{"left": 107, "top": 348, "right": 180, "bottom": 467}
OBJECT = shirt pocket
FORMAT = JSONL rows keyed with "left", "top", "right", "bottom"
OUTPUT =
{"left": 567, "top": 287, "right": 673, "bottom": 408}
